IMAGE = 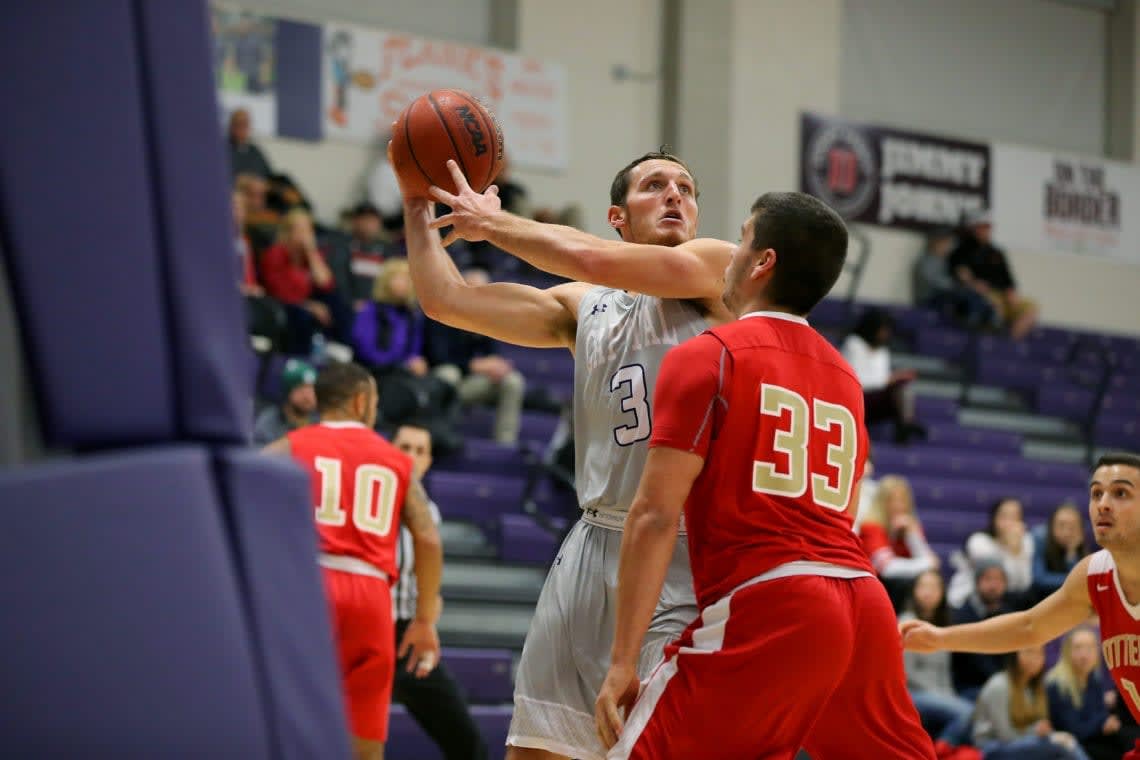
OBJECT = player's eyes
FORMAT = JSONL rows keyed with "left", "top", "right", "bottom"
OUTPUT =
{"left": 647, "top": 181, "right": 662, "bottom": 190}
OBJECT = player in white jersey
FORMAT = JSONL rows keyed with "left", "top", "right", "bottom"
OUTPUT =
{"left": 395, "top": 150, "right": 734, "bottom": 760}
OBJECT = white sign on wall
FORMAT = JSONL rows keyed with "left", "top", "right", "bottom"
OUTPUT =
{"left": 323, "top": 23, "right": 568, "bottom": 170}
{"left": 991, "top": 144, "right": 1140, "bottom": 265}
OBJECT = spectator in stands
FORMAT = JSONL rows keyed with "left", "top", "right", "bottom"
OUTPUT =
{"left": 227, "top": 108, "right": 272, "bottom": 180}
{"left": 841, "top": 309, "right": 926, "bottom": 444}
{"left": 1047, "top": 627, "right": 1136, "bottom": 760}
{"left": 899, "top": 569, "right": 976, "bottom": 745}
{"left": 264, "top": 172, "right": 313, "bottom": 218}
{"left": 952, "top": 558, "right": 1015, "bottom": 700}
{"left": 425, "top": 269, "right": 526, "bottom": 445}
{"left": 974, "top": 646, "right": 1089, "bottom": 759}
{"left": 913, "top": 227, "right": 997, "bottom": 330}
{"left": 261, "top": 209, "right": 354, "bottom": 354}
{"left": 858, "top": 475, "right": 939, "bottom": 609}
{"left": 235, "top": 172, "right": 278, "bottom": 253}
{"left": 949, "top": 209, "right": 1039, "bottom": 341}
{"left": 389, "top": 423, "right": 488, "bottom": 760}
{"left": 1032, "top": 504, "right": 1090, "bottom": 601}
{"left": 353, "top": 260, "right": 459, "bottom": 452}
{"left": 328, "top": 202, "right": 389, "bottom": 310}
{"left": 949, "top": 498, "right": 1036, "bottom": 609}
{"left": 233, "top": 190, "right": 284, "bottom": 349}
{"left": 252, "top": 359, "right": 318, "bottom": 445}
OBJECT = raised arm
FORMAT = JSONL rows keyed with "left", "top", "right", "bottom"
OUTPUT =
{"left": 901, "top": 555, "right": 1095, "bottom": 654}
{"left": 430, "top": 160, "right": 733, "bottom": 301}
{"left": 404, "top": 196, "right": 585, "bottom": 349}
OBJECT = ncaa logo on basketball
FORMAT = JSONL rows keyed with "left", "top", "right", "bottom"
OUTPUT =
{"left": 457, "top": 105, "right": 488, "bottom": 157}
{"left": 805, "top": 123, "right": 875, "bottom": 219}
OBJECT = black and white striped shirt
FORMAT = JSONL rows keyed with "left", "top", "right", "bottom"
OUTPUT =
{"left": 393, "top": 498, "right": 442, "bottom": 622}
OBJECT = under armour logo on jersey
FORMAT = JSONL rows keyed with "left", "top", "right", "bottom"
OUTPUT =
{"left": 590, "top": 303, "right": 608, "bottom": 316}
{"left": 554, "top": 554, "right": 563, "bottom": 566}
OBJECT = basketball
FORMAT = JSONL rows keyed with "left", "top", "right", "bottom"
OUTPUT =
{"left": 390, "top": 89, "right": 505, "bottom": 199}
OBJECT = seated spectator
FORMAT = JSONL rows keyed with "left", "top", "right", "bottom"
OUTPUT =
{"left": 949, "top": 209, "right": 1039, "bottom": 341}
{"left": 252, "top": 359, "right": 318, "bottom": 445}
{"left": 265, "top": 172, "right": 313, "bottom": 218}
{"left": 858, "top": 475, "right": 939, "bottom": 609}
{"left": 227, "top": 108, "right": 272, "bottom": 180}
{"left": 841, "top": 309, "right": 925, "bottom": 444}
{"left": 952, "top": 558, "right": 1016, "bottom": 699}
{"left": 261, "top": 209, "right": 354, "bottom": 354}
{"left": 1047, "top": 626, "right": 1137, "bottom": 760}
{"left": 425, "top": 269, "right": 526, "bottom": 445}
{"left": 1032, "top": 504, "right": 1091, "bottom": 601}
{"left": 949, "top": 498, "right": 1035, "bottom": 609}
{"left": 328, "top": 202, "right": 389, "bottom": 309}
{"left": 353, "top": 260, "right": 459, "bottom": 453}
{"left": 974, "top": 647, "right": 1089, "bottom": 759}
{"left": 900, "top": 569, "right": 976, "bottom": 745}
{"left": 233, "top": 189, "right": 284, "bottom": 348}
{"left": 913, "top": 227, "right": 997, "bottom": 330}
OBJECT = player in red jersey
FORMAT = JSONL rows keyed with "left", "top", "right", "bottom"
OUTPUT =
{"left": 265, "top": 361, "right": 443, "bottom": 760}
{"left": 594, "top": 192, "right": 935, "bottom": 760}
{"left": 902, "top": 451, "right": 1140, "bottom": 756}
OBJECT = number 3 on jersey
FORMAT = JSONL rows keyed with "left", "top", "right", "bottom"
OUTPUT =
{"left": 313, "top": 456, "right": 399, "bottom": 536}
{"left": 752, "top": 383, "right": 858, "bottom": 511}
{"left": 610, "top": 364, "right": 651, "bottom": 446}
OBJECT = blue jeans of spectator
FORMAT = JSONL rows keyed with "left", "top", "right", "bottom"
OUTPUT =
{"left": 911, "top": 689, "right": 974, "bottom": 744}
{"left": 982, "top": 736, "right": 1090, "bottom": 760}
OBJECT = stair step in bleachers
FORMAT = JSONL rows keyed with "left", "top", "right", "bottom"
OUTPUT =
{"left": 957, "top": 407, "right": 1081, "bottom": 441}
{"left": 438, "top": 601, "right": 533, "bottom": 650}
{"left": 440, "top": 648, "right": 515, "bottom": 704}
{"left": 443, "top": 559, "right": 547, "bottom": 604}
{"left": 907, "top": 476, "right": 1084, "bottom": 521}
{"left": 458, "top": 408, "right": 561, "bottom": 446}
{"left": 872, "top": 444, "right": 1087, "bottom": 489}
{"left": 441, "top": 520, "right": 497, "bottom": 560}
{"left": 910, "top": 378, "right": 1024, "bottom": 410}
{"left": 875, "top": 422, "right": 1022, "bottom": 454}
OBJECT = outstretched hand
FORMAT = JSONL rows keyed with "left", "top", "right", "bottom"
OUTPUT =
{"left": 898, "top": 619, "right": 943, "bottom": 653}
{"left": 428, "top": 160, "right": 502, "bottom": 247}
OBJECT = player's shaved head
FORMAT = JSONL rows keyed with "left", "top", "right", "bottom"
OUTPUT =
{"left": 315, "top": 361, "right": 375, "bottom": 415}
{"left": 750, "top": 192, "right": 848, "bottom": 315}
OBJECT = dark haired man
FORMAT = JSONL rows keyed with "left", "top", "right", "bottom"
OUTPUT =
{"left": 265, "top": 362, "right": 442, "bottom": 760}
{"left": 596, "top": 194, "right": 935, "bottom": 759}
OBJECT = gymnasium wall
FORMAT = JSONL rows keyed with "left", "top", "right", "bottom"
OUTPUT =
{"left": 238, "top": 0, "right": 1140, "bottom": 334}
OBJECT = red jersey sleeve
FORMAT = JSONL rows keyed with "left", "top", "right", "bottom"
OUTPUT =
{"left": 649, "top": 332, "right": 725, "bottom": 458}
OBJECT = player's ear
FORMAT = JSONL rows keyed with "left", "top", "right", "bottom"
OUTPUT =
{"left": 607, "top": 205, "right": 627, "bottom": 239}
{"left": 750, "top": 248, "right": 777, "bottom": 281}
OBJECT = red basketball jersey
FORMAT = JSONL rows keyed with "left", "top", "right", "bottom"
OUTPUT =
{"left": 1087, "top": 550, "right": 1140, "bottom": 722}
{"left": 651, "top": 312, "right": 873, "bottom": 609}
{"left": 288, "top": 421, "right": 414, "bottom": 580}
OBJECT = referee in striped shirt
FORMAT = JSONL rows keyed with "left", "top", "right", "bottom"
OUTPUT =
{"left": 392, "top": 423, "right": 488, "bottom": 760}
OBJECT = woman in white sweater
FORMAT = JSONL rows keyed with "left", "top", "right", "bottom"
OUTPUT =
{"left": 948, "top": 498, "right": 1036, "bottom": 609}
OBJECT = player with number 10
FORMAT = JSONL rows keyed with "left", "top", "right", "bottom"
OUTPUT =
{"left": 596, "top": 193, "right": 935, "bottom": 759}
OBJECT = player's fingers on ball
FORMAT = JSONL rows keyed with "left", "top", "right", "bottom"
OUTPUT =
{"left": 486, "top": 184, "right": 499, "bottom": 197}
{"left": 427, "top": 184, "right": 455, "bottom": 205}
{"left": 446, "top": 159, "right": 470, "bottom": 190}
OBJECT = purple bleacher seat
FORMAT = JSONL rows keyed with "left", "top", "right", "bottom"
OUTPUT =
{"left": 216, "top": 449, "right": 352, "bottom": 759}
{"left": 446, "top": 439, "right": 529, "bottom": 477}
{"left": 907, "top": 476, "right": 1083, "bottom": 520}
{"left": 499, "top": 513, "right": 559, "bottom": 564}
{"left": 1095, "top": 415, "right": 1139, "bottom": 449}
{"left": 915, "top": 396, "right": 958, "bottom": 422}
{"left": 459, "top": 408, "right": 560, "bottom": 445}
{"left": 387, "top": 706, "right": 446, "bottom": 760}
{"left": 872, "top": 444, "right": 1086, "bottom": 489}
{"left": 914, "top": 325, "right": 969, "bottom": 360}
{"left": 880, "top": 422, "right": 1022, "bottom": 454}
{"left": 472, "top": 706, "right": 512, "bottom": 758}
{"left": 1100, "top": 392, "right": 1140, "bottom": 418}
{"left": 915, "top": 508, "right": 985, "bottom": 547}
{"left": 531, "top": 476, "right": 580, "bottom": 519}
{"left": 807, "top": 298, "right": 861, "bottom": 328}
{"left": 442, "top": 648, "right": 514, "bottom": 704}
{"left": 0, "top": 447, "right": 276, "bottom": 757}
{"left": 1036, "top": 385, "right": 1096, "bottom": 422}
{"left": 426, "top": 472, "right": 526, "bottom": 526}
{"left": 882, "top": 304, "right": 943, "bottom": 336}
{"left": 979, "top": 335, "right": 1070, "bottom": 365}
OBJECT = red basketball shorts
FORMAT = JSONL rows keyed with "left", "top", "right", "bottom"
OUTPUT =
{"left": 322, "top": 567, "right": 395, "bottom": 742}
{"left": 609, "top": 574, "right": 935, "bottom": 760}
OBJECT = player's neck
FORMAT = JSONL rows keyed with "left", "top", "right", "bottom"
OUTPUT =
{"left": 738, "top": 298, "right": 801, "bottom": 319}
{"left": 320, "top": 411, "right": 363, "bottom": 425}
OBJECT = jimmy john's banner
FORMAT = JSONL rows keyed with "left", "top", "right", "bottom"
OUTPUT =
{"left": 323, "top": 23, "right": 568, "bottom": 170}
{"left": 991, "top": 144, "right": 1140, "bottom": 264}
{"left": 800, "top": 112, "right": 990, "bottom": 232}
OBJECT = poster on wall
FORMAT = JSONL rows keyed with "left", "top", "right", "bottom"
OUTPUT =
{"left": 211, "top": 6, "right": 278, "bottom": 135}
{"left": 799, "top": 112, "right": 990, "bottom": 232}
{"left": 322, "top": 23, "right": 568, "bottom": 170}
{"left": 991, "top": 144, "right": 1140, "bottom": 265}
